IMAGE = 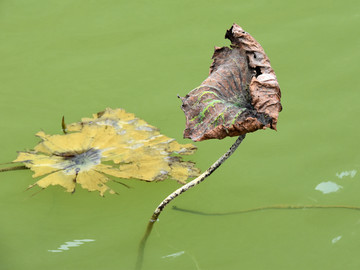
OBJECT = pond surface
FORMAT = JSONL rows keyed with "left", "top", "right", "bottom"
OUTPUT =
{"left": 1, "top": 0, "right": 360, "bottom": 269}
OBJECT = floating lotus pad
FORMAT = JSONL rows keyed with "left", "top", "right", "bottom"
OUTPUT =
{"left": 11, "top": 108, "right": 200, "bottom": 196}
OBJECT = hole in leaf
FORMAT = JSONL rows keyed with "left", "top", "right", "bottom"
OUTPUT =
{"left": 255, "top": 66, "right": 262, "bottom": 77}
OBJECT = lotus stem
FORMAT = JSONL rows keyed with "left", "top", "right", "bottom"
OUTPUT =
{"left": 136, "top": 134, "right": 246, "bottom": 270}
{"left": 151, "top": 134, "right": 246, "bottom": 220}
{"left": 0, "top": 165, "right": 28, "bottom": 172}
{"left": 172, "top": 204, "right": 360, "bottom": 216}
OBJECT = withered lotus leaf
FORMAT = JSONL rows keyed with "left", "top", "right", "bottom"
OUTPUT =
{"left": 10, "top": 108, "right": 200, "bottom": 196}
{"left": 180, "top": 23, "right": 282, "bottom": 141}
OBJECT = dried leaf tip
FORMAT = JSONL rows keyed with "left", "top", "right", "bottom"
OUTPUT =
{"left": 180, "top": 23, "right": 282, "bottom": 141}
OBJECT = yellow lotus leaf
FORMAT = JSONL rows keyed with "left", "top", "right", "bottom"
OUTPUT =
{"left": 65, "top": 108, "right": 199, "bottom": 182}
{"left": 66, "top": 108, "right": 158, "bottom": 140}
{"left": 7, "top": 108, "right": 200, "bottom": 195}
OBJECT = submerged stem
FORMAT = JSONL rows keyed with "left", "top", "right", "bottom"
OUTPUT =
{"left": 136, "top": 134, "right": 246, "bottom": 270}
{"left": 172, "top": 204, "right": 360, "bottom": 216}
{"left": 0, "top": 165, "right": 28, "bottom": 172}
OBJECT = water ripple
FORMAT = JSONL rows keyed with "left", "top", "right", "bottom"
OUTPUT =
{"left": 48, "top": 239, "right": 95, "bottom": 253}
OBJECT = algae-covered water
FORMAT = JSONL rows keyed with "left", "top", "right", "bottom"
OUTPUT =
{"left": 1, "top": 0, "right": 360, "bottom": 269}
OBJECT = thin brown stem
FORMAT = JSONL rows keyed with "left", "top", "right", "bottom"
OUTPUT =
{"left": 0, "top": 165, "right": 28, "bottom": 172}
{"left": 62, "top": 116, "right": 67, "bottom": 134}
{"left": 135, "top": 135, "right": 246, "bottom": 270}
{"left": 172, "top": 204, "right": 360, "bottom": 216}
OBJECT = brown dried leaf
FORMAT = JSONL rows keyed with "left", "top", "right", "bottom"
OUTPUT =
{"left": 180, "top": 23, "right": 282, "bottom": 141}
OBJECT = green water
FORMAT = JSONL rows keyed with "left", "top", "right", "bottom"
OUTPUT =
{"left": 1, "top": 0, "right": 359, "bottom": 269}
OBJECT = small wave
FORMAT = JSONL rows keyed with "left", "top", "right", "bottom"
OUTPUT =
{"left": 48, "top": 239, "right": 95, "bottom": 253}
